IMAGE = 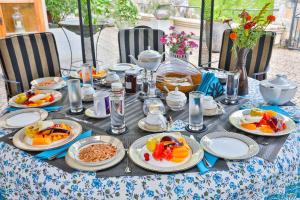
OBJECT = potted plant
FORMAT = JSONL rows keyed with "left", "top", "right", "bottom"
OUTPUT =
{"left": 56, "top": 0, "right": 113, "bottom": 37}
{"left": 160, "top": 26, "right": 198, "bottom": 61}
{"left": 114, "top": 0, "right": 139, "bottom": 29}
{"left": 45, "top": 0, "right": 76, "bottom": 27}
{"left": 225, "top": 3, "right": 276, "bottom": 95}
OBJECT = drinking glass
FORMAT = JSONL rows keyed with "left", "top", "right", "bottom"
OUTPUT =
{"left": 188, "top": 91, "right": 204, "bottom": 131}
{"left": 68, "top": 79, "right": 83, "bottom": 113}
{"left": 225, "top": 71, "right": 240, "bottom": 102}
{"left": 81, "top": 63, "right": 93, "bottom": 87}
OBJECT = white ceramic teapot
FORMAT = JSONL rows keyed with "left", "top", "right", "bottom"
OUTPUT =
{"left": 129, "top": 46, "right": 164, "bottom": 71}
{"left": 259, "top": 74, "right": 297, "bottom": 105}
{"left": 166, "top": 87, "right": 187, "bottom": 111}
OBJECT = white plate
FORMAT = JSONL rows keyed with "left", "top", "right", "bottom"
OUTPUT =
{"left": 200, "top": 131, "right": 259, "bottom": 160}
{"left": 0, "top": 108, "right": 48, "bottom": 128}
{"left": 13, "top": 119, "right": 82, "bottom": 151}
{"left": 85, "top": 107, "right": 110, "bottom": 119}
{"left": 9, "top": 90, "right": 62, "bottom": 108}
{"left": 70, "top": 70, "right": 107, "bottom": 79}
{"left": 109, "top": 63, "right": 135, "bottom": 72}
{"left": 31, "top": 77, "right": 66, "bottom": 90}
{"left": 67, "top": 135, "right": 125, "bottom": 167}
{"left": 129, "top": 132, "right": 204, "bottom": 172}
{"left": 138, "top": 118, "right": 166, "bottom": 133}
{"left": 229, "top": 109, "right": 297, "bottom": 136}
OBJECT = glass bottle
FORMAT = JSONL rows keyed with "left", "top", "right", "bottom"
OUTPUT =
{"left": 12, "top": 7, "right": 25, "bottom": 33}
{"left": 110, "top": 82, "right": 126, "bottom": 134}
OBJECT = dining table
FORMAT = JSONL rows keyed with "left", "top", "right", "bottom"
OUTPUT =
{"left": 0, "top": 77, "right": 299, "bottom": 200}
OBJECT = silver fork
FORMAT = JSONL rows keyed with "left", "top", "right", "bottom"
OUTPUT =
{"left": 189, "top": 134, "right": 212, "bottom": 168}
{"left": 124, "top": 139, "right": 131, "bottom": 173}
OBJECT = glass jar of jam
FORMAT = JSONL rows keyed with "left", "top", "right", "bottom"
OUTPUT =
{"left": 125, "top": 70, "right": 138, "bottom": 93}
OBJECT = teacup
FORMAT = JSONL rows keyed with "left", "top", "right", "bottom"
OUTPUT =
{"left": 145, "top": 110, "right": 167, "bottom": 130}
{"left": 203, "top": 96, "right": 218, "bottom": 112}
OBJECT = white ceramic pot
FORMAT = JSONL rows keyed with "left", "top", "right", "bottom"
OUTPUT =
{"left": 166, "top": 87, "right": 187, "bottom": 111}
{"left": 259, "top": 74, "right": 297, "bottom": 105}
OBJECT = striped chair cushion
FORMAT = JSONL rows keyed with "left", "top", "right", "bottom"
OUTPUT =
{"left": 118, "top": 27, "right": 165, "bottom": 63}
{"left": 219, "top": 29, "right": 275, "bottom": 79}
{"left": 0, "top": 32, "right": 61, "bottom": 96}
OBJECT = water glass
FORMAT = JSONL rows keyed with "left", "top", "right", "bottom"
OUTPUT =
{"left": 188, "top": 91, "right": 204, "bottom": 131}
{"left": 225, "top": 71, "right": 240, "bottom": 102}
{"left": 68, "top": 79, "right": 83, "bottom": 113}
{"left": 81, "top": 63, "right": 93, "bottom": 87}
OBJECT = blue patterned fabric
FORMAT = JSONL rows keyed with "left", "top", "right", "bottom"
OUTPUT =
{"left": 0, "top": 78, "right": 299, "bottom": 199}
{"left": 197, "top": 72, "right": 224, "bottom": 98}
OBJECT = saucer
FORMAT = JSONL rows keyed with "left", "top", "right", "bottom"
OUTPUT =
{"left": 203, "top": 104, "right": 224, "bottom": 116}
{"left": 138, "top": 118, "right": 166, "bottom": 132}
{"left": 85, "top": 107, "right": 110, "bottom": 119}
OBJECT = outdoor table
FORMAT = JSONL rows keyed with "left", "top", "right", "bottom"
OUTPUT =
{"left": 0, "top": 78, "right": 299, "bottom": 199}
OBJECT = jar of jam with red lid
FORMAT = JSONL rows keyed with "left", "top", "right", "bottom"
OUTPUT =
{"left": 125, "top": 69, "right": 138, "bottom": 93}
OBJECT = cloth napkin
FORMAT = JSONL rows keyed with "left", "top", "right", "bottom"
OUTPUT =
{"left": 197, "top": 151, "right": 219, "bottom": 174}
{"left": 258, "top": 105, "right": 299, "bottom": 123}
{"left": 6, "top": 106, "right": 63, "bottom": 112}
{"left": 35, "top": 130, "right": 92, "bottom": 159}
{"left": 197, "top": 72, "right": 224, "bottom": 98}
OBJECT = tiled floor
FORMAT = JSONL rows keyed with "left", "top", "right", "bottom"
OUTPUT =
{"left": 0, "top": 27, "right": 299, "bottom": 109}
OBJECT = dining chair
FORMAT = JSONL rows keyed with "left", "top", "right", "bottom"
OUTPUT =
{"left": 118, "top": 26, "right": 165, "bottom": 64}
{"left": 219, "top": 29, "right": 276, "bottom": 80}
{"left": 0, "top": 32, "right": 61, "bottom": 96}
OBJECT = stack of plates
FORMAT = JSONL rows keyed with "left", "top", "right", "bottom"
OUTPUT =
{"left": 65, "top": 135, "right": 125, "bottom": 171}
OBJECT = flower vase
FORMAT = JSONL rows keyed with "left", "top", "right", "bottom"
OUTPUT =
{"left": 170, "top": 52, "right": 189, "bottom": 61}
{"left": 235, "top": 48, "right": 249, "bottom": 96}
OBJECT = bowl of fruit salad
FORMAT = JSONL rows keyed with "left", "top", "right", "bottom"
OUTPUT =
{"left": 128, "top": 132, "right": 204, "bottom": 172}
{"left": 9, "top": 90, "right": 62, "bottom": 108}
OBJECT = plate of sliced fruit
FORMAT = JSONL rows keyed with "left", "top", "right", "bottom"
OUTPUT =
{"left": 13, "top": 119, "right": 82, "bottom": 151}
{"left": 128, "top": 132, "right": 204, "bottom": 172}
{"left": 9, "top": 90, "right": 62, "bottom": 108}
{"left": 229, "top": 108, "right": 296, "bottom": 136}
{"left": 70, "top": 67, "right": 107, "bottom": 79}
{"left": 31, "top": 77, "right": 66, "bottom": 90}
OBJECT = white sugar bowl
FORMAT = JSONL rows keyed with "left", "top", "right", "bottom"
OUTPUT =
{"left": 166, "top": 87, "right": 187, "bottom": 111}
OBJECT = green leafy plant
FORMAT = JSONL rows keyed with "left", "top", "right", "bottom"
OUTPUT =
{"left": 114, "top": 0, "right": 139, "bottom": 26}
{"left": 45, "top": 0, "right": 76, "bottom": 23}
{"left": 225, "top": 3, "right": 276, "bottom": 54}
{"left": 77, "top": 0, "right": 113, "bottom": 25}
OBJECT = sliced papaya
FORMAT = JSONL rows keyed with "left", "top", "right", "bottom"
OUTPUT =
{"left": 260, "top": 125, "right": 274, "bottom": 133}
{"left": 241, "top": 123, "right": 257, "bottom": 130}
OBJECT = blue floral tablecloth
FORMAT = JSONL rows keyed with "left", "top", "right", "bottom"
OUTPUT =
{"left": 0, "top": 79, "right": 299, "bottom": 200}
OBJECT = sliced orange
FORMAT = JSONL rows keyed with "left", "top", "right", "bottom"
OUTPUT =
{"left": 260, "top": 125, "right": 274, "bottom": 133}
{"left": 265, "top": 110, "right": 277, "bottom": 118}
{"left": 241, "top": 123, "right": 257, "bottom": 130}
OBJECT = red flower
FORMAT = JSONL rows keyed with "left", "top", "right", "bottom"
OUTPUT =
{"left": 169, "top": 26, "right": 175, "bottom": 30}
{"left": 267, "top": 15, "right": 276, "bottom": 22}
{"left": 176, "top": 48, "right": 185, "bottom": 56}
{"left": 188, "top": 41, "right": 198, "bottom": 48}
{"left": 229, "top": 32, "right": 237, "bottom": 40}
{"left": 246, "top": 15, "right": 252, "bottom": 21}
{"left": 160, "top": 36, "right": 167, "bottom": 44}
{"left": 244, "top": 21, "right": 256, "bottom": 30}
